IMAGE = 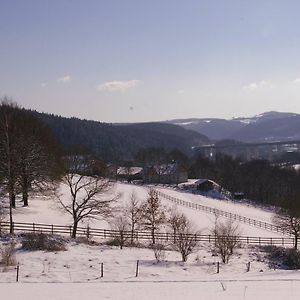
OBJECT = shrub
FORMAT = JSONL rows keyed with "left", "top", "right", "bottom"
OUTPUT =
{"left": 265, "top": 246, "right": 300, "bottom": 269}
{"left": 0, "top": 242, "right": 17, "bottom": 266}
{"left": 152, "top": 243, "right": 166, "bottom": 262}
{"left": 21, "top": 233, "right": 66, "bottom": 251}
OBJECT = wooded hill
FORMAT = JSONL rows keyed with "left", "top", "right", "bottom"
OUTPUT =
{"left": 33, "top": 112, "right": 209, "bottom": 161}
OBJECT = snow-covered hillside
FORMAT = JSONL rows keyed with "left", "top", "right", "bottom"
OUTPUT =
{"left": 1, "top": 181, "right": 300, "bottom": 299}
{"left": 11, "top": 182, "right": 281, "bottom": 238}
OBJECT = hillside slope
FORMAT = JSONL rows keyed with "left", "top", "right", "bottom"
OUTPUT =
{"left": 33, "top": 112, "right": 209, "bottom": 161}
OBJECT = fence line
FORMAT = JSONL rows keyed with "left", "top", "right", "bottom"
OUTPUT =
{"left": 154, "top": 189, "right": 289, "bottom": 236}
{"left": 0, "top": 221, "right": 295, "bottom": 247}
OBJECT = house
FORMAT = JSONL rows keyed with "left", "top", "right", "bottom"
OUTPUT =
{"left": 180, "top": 178, "right": 231, "bottom": 199}
{"left": 181, "top": 179, "right": 220, "bottom": 192}
{"left": 143, "top": 163, "right": 188, "bottom": 184}
{"left": 117, "top": 166, "right": 143, "bottom": 182}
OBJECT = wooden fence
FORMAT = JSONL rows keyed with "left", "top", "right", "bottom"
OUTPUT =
{"left": 0, "top": 221, "right": 295, "bottom": 247}
{"left": 154, "top": 189, "right": 289, "bottom": 236}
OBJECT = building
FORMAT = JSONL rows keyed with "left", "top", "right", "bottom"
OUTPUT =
{"left": 143, "top": 163, "right": 188, "bottom": 184}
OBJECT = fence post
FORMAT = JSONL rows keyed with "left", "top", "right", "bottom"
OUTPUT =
{"left": 69, "top": 226, "right": 72, "bottom": 237}
{"left": 33, "top": 223, "right": 35, "bottom": 233}
{"left": 51, "top": 224, "right": 54, "bottom": 235}
{"left": 136, "top": 260, "right": 139, "bottom": 277}
{"left": 217, "top": 262, "right": 220, "bottom": 274}
{"left": 100, "top": 262, "right": 103, "bottom": 278}
{"left": 16, "top": 263, "right": 19, "bottom": 282}
{"left": 246, "top": 262, "right": 250, "bottom": 272}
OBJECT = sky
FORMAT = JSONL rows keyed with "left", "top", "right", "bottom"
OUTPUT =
{"left": 1, "top": 0, "right": 300, "bottom": 122}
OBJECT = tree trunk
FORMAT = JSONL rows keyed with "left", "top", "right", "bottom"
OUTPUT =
{"left": 9, "top": 180, "right": 16, "bottom": 209}
{"left": 294, "top": 233, "right": 298, "bottom": 250}
{"left": 131, "top": 225, "right": 134, "bottom": 244}
{"left": 22, "top": 174, "right": 29, "bottom": 207}
{"left": 9, "top": 199, "right": 13, "bottom": 234}
{"left": 151, "top": 227, "right": 155, "bottom": 244}
{"left": 72, "top": 221, "right": 78, "bottom": 239}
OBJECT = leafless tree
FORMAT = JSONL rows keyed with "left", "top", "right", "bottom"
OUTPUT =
{"left": 273, "top": 207, "right": 300, "bottom": 249}
{"left": 0, "top": 100, "right": 20, "bottom": 233}
{"left": 125, "top": 192, "right": 143, "bottom": 244}
{"left": 0, "top": 242, "right": 16, "bottom": 266}
{"left": 110, "top": 215, "right": 130, "bottom": 249}
{"left": 141, "top": 189, "right": 166, "bottom": 244}
{"left": 152, "top": 243, "right": 166, "bottom": 262}
{"left": 212, "top": 219, "right": 240, "bottom": 263}
{"left": 16, "top": 122, "right": 61, "bottom": 207}
{"left": 167, "top": 207, "right": 188, "bottom": 242}
{"left": 57, "top": 156, "right": 118, "bottom": 238}
{"left": 171, "top": 214, "right": 198, "bottom": 262}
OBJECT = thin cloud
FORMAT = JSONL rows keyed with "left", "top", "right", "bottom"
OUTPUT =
{"left": 96, "top": 80, "right": 140, "bottom": 92}
{"left": 293, "top": 78, "right": 300, "bottom": 84}
{"left": 57, "top": 75, "right": 71, "bottom": 83}
{"left": 41, "top": 82, "right": 47, "bottom": 88}
{"left": 177, "top": 89, "right": 185, "bottom": 95}
{"left": 243, "top": 80, "right": 272, "bottom": 91}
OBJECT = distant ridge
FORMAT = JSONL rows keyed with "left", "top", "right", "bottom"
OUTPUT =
{"left": 165, "top": 111, "right": 300, "bottom": 142}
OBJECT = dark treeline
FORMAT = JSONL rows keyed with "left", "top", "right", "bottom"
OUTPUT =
{"left": 129, "top": 146, "right": 300, "bottom": 208}
{"left": 0, "top": 100, "right": 62, "bottom": 231}
{"left": 31, "top": 111, "right": 209, "bottom": 162}
{"left": 190, "top": 154, "right": 300, "bottom": 207}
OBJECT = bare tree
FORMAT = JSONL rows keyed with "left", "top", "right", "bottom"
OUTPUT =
{"left": 171, "top": 214, "right": 198, "bottom": 262}
{"left": 212, "top": 219, "right": 240, "bottom": 263}
{"left": 141, "top": 189, "right": 166, "bottom": 244}
{"left": 110, "top": 215, "right": 130, "bottom": 249}
{"left": 152, "top": 243, "right": 166, "bottom": 262}
{"left": 16, "top": 118, "right": 62, "bottom": 207}
{"left": 168, "top": 207, "right": 188, "bottom": 242}
{"left": 125, "top": 192, "right": 142, "bottom": 244}
{"left": 273, "top": 207, "right": 300, "bottom": 249}
{"left": 57, "top": 156, "right": 118, "bottom": 238}
{"left": 0, "top": 100, "right": 20, "bottom": 233}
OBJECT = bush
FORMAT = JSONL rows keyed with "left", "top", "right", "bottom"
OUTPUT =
{"left": 152, "top": 243, "right": 166, "bottom": 262}
{"left": 21, "top": 233, "right": 66, "bottom": 251}
{"left": 265, "top": 246, "right": 300, "bottom": 269}
{"left": 0, "top": 242, "right": 17, "bottom": 266}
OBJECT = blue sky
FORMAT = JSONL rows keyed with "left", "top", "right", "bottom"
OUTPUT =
{"left": 1, "top": 0, "right": 300, "bottom": 122}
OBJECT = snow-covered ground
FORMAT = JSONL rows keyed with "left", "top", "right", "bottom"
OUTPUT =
{"left": 1, "top": 181, "right": 299, "bottom": 299}
{"left": 11, "top": 182, "right": 281, "bottom": 238}
{"left": 3, "top": 280, "right": 300, "bottom": 300}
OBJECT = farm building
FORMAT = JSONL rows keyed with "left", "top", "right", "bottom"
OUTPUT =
{"left": 117, "top": 166, "right": 143, "bottom": 182}
{"left": 143, "top": 163, "right": 188, "bottom": 184}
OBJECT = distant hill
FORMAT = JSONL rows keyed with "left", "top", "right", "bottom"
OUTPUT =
{"left": 166, "top": 111, "right": 300, "bottom": 142}
{"left": 33, "top": 112, "right": 209, "bottom": 161}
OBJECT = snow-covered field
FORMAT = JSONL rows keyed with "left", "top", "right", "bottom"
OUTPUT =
{"left": 12, "top": 182, "right": 281, "bottom": 238}
{"left": 1, "top": 181, "right": 299, "bottom": 299}
{"left": 3, "top": 280, "right": 300, "bottom": 300}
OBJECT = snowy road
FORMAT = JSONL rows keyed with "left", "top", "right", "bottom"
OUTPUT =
{"left": 2, "top": 280, "right": 300, "bottom": 300}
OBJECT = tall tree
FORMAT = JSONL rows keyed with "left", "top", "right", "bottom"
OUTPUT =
{"left": 16, "top": 111, "right": 62, "bottom": 206}
{"left": 57, "top": 155, "right": 118, "bottom": 238}
{"left": 141, "top": 189, "right": 166, "bottom": 244}
{"left": 0, "top": 100, "right": 20, "bottom": 233}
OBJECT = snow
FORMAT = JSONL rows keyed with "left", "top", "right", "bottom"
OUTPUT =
{"left": 1, "top": 181, "right": 299, "bottom": 299}
{"left": 2, "top": 280, "right": 300, "bottom": 300}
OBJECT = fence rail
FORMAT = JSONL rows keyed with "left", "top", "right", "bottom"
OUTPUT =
{"left": 0, "top": 221, "right": 295, "bottom": 247}
{"left": 154, "top": 189, "right": 289, "bottom": 236}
